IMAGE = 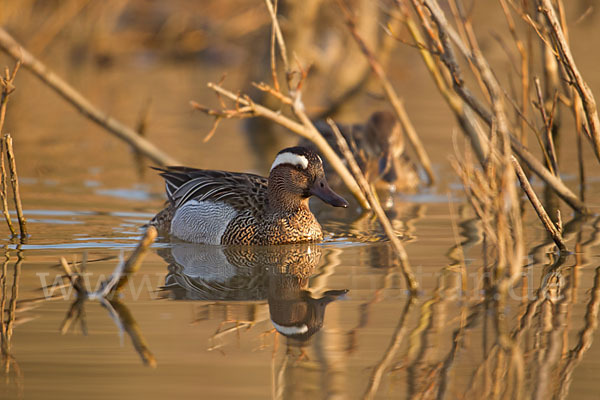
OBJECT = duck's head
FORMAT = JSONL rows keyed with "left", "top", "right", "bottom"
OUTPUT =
{"left": 268, "top": 146, "right": 348, "bottom": 209}
{"left": 364, "top": 111, "right": 404, "bottom": 184}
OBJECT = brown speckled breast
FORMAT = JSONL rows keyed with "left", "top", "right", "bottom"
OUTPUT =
{"left": 220, "top": 208, "right": 322, "bottom": 245}
{"left": 149, "top": 204, "right": 175, "bottom": 233}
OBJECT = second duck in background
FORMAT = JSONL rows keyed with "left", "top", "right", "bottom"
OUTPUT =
{"left": 301, "top": 111, "right": 421, "bottom": 194}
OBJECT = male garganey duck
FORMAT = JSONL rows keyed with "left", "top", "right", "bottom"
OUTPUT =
{"left": 150, "top": 146, "right": 348, "bottom": 245}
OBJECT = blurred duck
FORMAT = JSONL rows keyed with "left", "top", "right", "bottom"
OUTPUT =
{"left": 302, "top": 111, "right": 420, "bottom": 193}
{"left": 150, "top": 146, "right": 348, "bottom": 244}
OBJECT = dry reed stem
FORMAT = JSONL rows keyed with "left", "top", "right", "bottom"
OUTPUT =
{"left": 102, "top": 226, "right": 157, "bottom": 296}
{"left": 417, "top": 0, "right": 587, "bottom": 214}
{"left": 0, "top": 64, "right": 18, "bottom": 236}
{"left": 533, "top": 77, "right": 559, "bottom": 175}
{"left": 267, "top": 0, "right": 280, "bottom": 93}
{"left": 511, "top": 156, "right": 567, "bottom": 252}
{"left": 197, "top": 83, "right": 370, "bottom": 209}
{"left": 0, "top": 61, "right": 20, "bottom": 135}
{"left": 264, "top": 0, "right": 288, "bottom": 91}
{"left": 0, "top": 28, "right": 179, "bottom": 166}
{"left": 327, "top": 118, "right": 418, "bottom": 293}
{"left": 499, "top": 0, "right": 530, "bottom": 146}
{"left": 0, "top": 138, "right": 14, "bottom": 235}
{"left": 4, "top": 135, "right": 26, "bottom": 238}
{"left": 401, "top": 2, "right": 489, "bottom": 164}
{"left": 539, "top": 0, "right": 600, "bottom": 162}
{"left": 575, "top": 95, "right": 586, "bottom": 201}
{"left": 447, "top": 0, "right": 492, "bottom": 103}
{"left": 510, "top": 137, "right": 586, "bottom": 213}
{"left": 337, "top": 0, "right": 435, "bottom": 186}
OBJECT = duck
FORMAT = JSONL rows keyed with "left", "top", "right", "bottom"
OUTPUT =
{"left": 150, "top": 146, "right": 348, "bottom": 245}
{"left": 302, "top": 111, "right": 421, "bottom": 193}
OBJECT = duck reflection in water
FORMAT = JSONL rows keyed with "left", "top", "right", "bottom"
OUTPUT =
{"left": 159, "top": 242, "right": 348, "bottom": 344}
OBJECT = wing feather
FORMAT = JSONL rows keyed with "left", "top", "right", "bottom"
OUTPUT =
{"left": 153, "top": 167, "right": 268, "bottom": 213}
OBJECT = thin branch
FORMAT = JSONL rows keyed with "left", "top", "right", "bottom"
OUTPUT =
{"left": 0, "top": 137, "right": 14, "bottom": 236}
{"left": 0, "top": 61, "right": 20, "bottom": 135}
{"left": 0, "top": 28, "right": 179, "bottom": 166}
{"left": 400, "top": 1, "right": 489, "bottom": 164}
{"left": 539, "top": 0, "right": 600, "bottom": 162}
{"left": 533, "top": 76, "right": 559, "bottom": 174}
{"left": 97, "top": 226, "right": 157, "bottom": 297}
{"left": 4, "top": 135, "right": 26, "bottom": 239}
{"left": 263, "top": 0, "right": 289, "bottom": 75}
{"left": 499, "top": 0, "right": 530, "bottom": 145}
{"left": 511, "top": 156, "right": 567, "bottom": 252}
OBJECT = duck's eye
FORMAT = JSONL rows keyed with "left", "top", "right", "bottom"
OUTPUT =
{"left": 295, "top": 164, "right": 303, "bottom": 171}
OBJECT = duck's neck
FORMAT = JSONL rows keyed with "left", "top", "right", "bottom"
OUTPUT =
{"left": 267, "top": 176, "right": 309, "bottom": 214}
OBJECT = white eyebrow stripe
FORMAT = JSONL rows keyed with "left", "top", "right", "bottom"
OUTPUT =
{"left": 271, "top": 320, "right": 309, "bottom": 335}
{"left": 270, "top": 152, "right": 309, "bottom": 172}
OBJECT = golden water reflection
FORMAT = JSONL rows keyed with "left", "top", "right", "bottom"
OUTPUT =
{"left": 0, "top": 205, "right": 597, "bottom": 400}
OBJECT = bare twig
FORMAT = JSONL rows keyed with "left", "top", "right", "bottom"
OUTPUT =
{"left": 511, "top": 156, "right": 567, "bottom": 252}
{"left": 4, "top": 135, "right": 26, "bottom": 238}
{"left": 510, "top": 137, "right": 586, "bottom": 213}
{"left": 539, "top": 0, "right": 600, "bottom": 162}
{"left": 533, "top": 77, "right": 559, "bottom": 174}
{"left": 0, "top": 138, "right": 14, "bottom": 235}
{"left": 0, "top": 63, "right": 18, "bottom": 236}
{"left": 98, "top": 226, "right": 157, "bottom": 297}
{"left": 263, "top": 0, "right": 289, "bottom": 76}
{"left": 327, "top": 118, "right": 418, "bottom": 293}
{"left": 0, "top": 28, "right": 179, "bottom": 166}
{"left": 400, "top": 2, "right": 489, "bottom": 164}
{"left": 499, "top": 0, "right": 530, "bottom": 146}
{"left": 0, "top": 61, "right": 20, "bottom": 134}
